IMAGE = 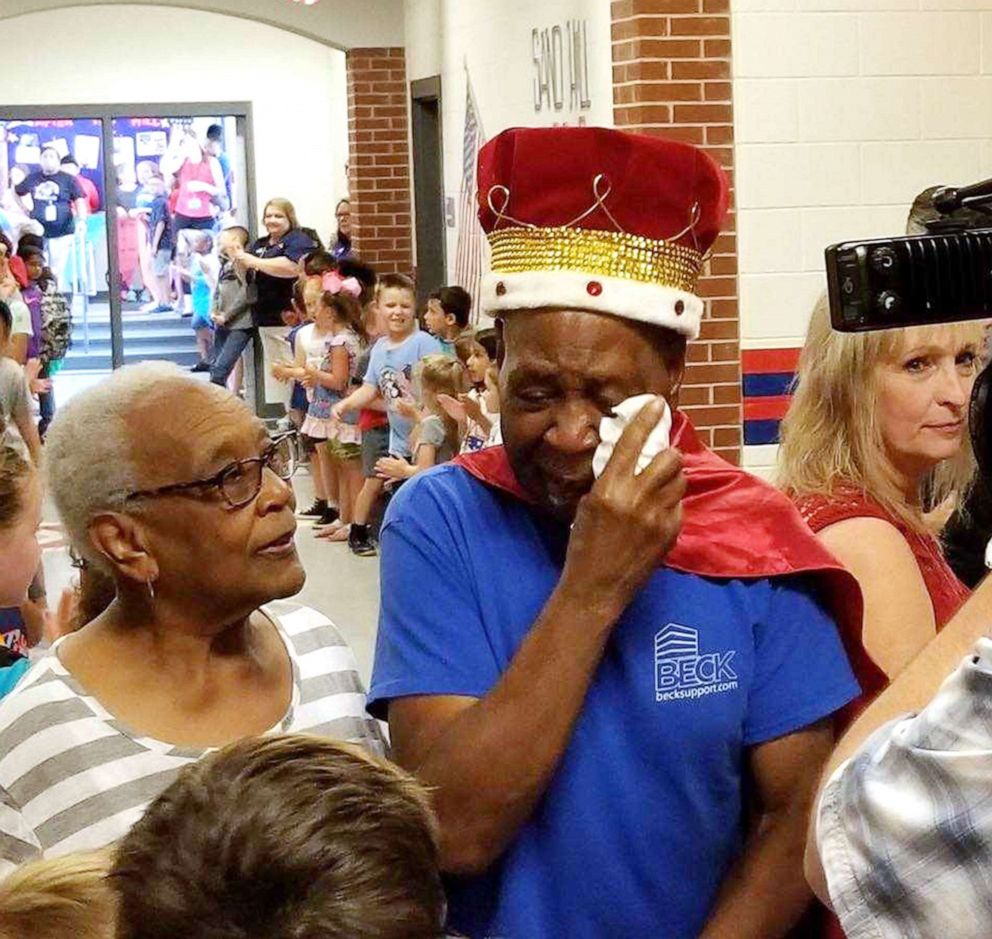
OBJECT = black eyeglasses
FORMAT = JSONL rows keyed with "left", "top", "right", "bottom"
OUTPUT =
{"left": 124, "top": 433, "right": 297, "bottom": 510}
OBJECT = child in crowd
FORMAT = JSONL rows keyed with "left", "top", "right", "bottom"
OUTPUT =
{"left": 0, "top": 735, "right": 445, "bottom": 939}
{"left": 182, "top": 232, "right": 218, "bottom": 372}
{"left": 0, "top": 300, "right": 42, "bottom": 464}
{"left": 18, "top": 246, "right": 68, "bottom": 438}
{"left": 0, "top": 255, "right": 33, "bottom": 367}
{"left": 278, "top": 275, "right": 342, "bottom": 531}
{"left": 333, "top": 273, "right": 440, "bottom": 557}
{"left": 346, "top": 271, "right": 391, "bottom": 540}
{"left": 285, "top": 281, "right": 313, "bottom": 426}
{"left": 376, "top": 353, "right": 467, "bottom": 483}
{"left": 144, "top": 173, "right": 174, "bottom": 314}
{"left": 453, "top": 332, "right": 500, "bottom": 453}
{"left": 306, "top": 283, "right": 368, "bottom": 543}
{"left": 208, "top": 225, "right": 252, "bottom": 392}
{"left": 118, "top": 735, "right": 444, "bottom": 939}
{"left": 0, "top": 232, "right": 27, "bottom": 291}
{"left": 16, "top": 247, "right": 45, "bottom": 365}
{"left": 0, "top": 444, "right": 42, "bottom": 700}
{"left": 0, "top": 851, "right": 114, "bottom": 939}
{"left": 424, "top": 285, "right": 472, "bottom": 355}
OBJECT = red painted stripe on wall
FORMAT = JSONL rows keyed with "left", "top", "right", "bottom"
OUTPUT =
{"left": 741, "top": 348, "right": 801, "bottom": 374}
{"left": 743, "top": 395, "right": 791, "bottom": 421}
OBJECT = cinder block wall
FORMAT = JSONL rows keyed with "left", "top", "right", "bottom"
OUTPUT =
{"left": 733, "top": 1, "right": 992, "bottom": 476}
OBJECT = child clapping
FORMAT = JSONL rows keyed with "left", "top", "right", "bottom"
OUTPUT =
{"left": 375, "top": 354, "right": 467, "bottom": 482}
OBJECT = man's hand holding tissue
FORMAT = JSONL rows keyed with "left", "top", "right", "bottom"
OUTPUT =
{"left": 563, "top": 395, "right": 685, "bottom": 621}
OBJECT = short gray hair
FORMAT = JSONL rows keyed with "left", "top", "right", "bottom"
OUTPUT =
{"left": 46, "top": 362, "right": 216, "bottom": 569}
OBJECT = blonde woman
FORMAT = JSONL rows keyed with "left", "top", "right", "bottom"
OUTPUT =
{"left": 229, "top": 198, "right": 316, "bottom": 408}
{"left": 779, "top": 296, "right": 982, "bottom": 711}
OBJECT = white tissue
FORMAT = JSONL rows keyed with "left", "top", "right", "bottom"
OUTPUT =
{"left": 592, "top": 394, "right": 672, "bottom": 479}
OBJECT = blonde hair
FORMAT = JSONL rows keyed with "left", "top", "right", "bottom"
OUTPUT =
{"left": 778, "top": 294, "right": 983, "bottom": 531}
{"left": 417, "top": 354, "right": 468, "bottom": 455}
{"left": 0, "top": 850, "right": 116, "bottom": 939}
{"left": 262, "top": 197, "right": 299, "bottom": 232}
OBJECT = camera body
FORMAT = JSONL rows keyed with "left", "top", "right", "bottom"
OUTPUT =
{"left": 826, "top": 228, "right": 992, "bottom": 332}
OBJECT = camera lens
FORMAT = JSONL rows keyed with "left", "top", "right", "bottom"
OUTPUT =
{"left": 870, "top": 247, "right": 898, "bottom": 275}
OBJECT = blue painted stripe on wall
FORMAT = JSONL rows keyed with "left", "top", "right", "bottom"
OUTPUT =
{"left": 742, "top": 373, "right": 794, "bottom": 397}
{"left": 743, "top": 419, "right": 781, "bottom": 446}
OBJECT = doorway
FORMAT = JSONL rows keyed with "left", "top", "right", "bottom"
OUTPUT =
{"left": 0, "top": 103, "right": 255, "bottom": 409}
{"left": 410, "top": 77, "right": 445, "bottom": 305}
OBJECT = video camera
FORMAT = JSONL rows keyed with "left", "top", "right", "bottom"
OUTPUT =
{"left": 825, "top": 178, "right": 992, "bottom": 476}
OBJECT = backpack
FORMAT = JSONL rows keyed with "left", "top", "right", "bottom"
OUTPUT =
{"left": 39, "top": 285, "right": 72, "bottom": 367}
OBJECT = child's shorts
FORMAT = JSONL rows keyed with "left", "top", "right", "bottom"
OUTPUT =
{"left": 361, "top": 425, "right": 390, "bottom": 478}
{"left": 326, "top": 439, "right": 362, "bottom": 462}
{"left": 152, "top": 248, "right": 171, "bottom": 277}
{"left": 191, "top": 311, "right": 213, "bottom": 330}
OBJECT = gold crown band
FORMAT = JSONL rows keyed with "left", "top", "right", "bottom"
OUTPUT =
{"left": 486, "top": 226, "right": 703, "bottom": 293}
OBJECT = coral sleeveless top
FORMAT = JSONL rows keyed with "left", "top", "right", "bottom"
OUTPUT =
{"left": 795, "top": 488, "right": 970, "bottom": 939}
{"left": 795, "top": 488, "right": 969, "bottom": 718}
{"left": 796, "top": 489, "right": 969, "bottom": 643}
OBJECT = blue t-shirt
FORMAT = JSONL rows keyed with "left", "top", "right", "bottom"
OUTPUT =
{"left": 0, "top": 660, "right": 29, "bottom": 700}
{"left": 363, "top": 330, "right": 442, "bottom": 457}
{"left": 369, "top": 466, "right": 860, "bottom": 939}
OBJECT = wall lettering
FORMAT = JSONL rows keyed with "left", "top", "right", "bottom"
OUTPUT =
{"left": 532, "top": 19, "right": 592, "bottom": 115}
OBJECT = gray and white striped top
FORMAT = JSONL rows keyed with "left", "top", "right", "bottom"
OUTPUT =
{"left": 0, "top": 601, "right": 387, "bottom": 876}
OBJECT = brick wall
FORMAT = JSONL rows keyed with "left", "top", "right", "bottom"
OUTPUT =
{"left": 611, "top": 0, "right": 741, "bottom": 465}
{"left": 346, "top": 47, "right": 414, "bottom": 274}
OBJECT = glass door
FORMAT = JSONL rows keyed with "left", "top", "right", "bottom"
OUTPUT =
{"left": 109, "top": 113, "right": 251, "bottom": 375}
{"left": 1, "top": 104, "right": 254, "bottom": 414}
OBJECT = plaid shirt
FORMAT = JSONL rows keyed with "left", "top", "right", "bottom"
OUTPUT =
{"left": 817, "top": 637, "right": 992, "bottom": 939}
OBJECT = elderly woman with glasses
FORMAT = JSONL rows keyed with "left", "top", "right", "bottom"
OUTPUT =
{"left": 0, "top": 362, "right": 385, "bottom": 876}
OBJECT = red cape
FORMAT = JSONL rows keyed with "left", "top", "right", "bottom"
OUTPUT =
{"left": 454, "top": 412, "right": 884, "bottom": 709}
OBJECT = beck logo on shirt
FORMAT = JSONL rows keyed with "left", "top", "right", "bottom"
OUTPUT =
{"left": 654, "top": 623, "right": 738, "bottom": 703}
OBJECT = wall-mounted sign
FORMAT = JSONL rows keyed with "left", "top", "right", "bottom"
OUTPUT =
{"left": 532, "top": 20, "right": 592, "bottom": 115}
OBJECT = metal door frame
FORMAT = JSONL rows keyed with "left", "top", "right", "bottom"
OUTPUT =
{"left": 0, "top": 102, "right": 256, "bottom": 369}
{"left": 410, "top": 76, "right": 446, "bottom": 300}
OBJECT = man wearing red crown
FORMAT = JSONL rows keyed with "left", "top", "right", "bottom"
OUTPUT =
{"left": 368, "top": 127, "right": 861, "bottom": 938}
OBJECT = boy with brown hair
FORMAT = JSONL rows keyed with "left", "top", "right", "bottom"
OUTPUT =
{"left": 423, "top": 285, "right": 473, "bottom": 355}
{"left": 333, "top": 273, "right": 441, "bottom": 556}
{"left": 111, "top": 734, "right": 446, "bottom": 939}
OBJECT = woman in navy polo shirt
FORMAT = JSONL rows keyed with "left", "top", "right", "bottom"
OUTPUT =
{"left": 231, "top": 198, "right": 315, "bottom": 409}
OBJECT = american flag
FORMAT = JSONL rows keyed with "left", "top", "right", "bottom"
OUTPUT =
{"left": 452, "top": 69, "right": 488, "bottom": 325}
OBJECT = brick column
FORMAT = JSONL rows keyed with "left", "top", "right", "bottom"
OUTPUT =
{"left": 346, "top": 47, "right": 414, "bottom": 274}
{"left": 611, "top": 0, "right": 740, "bottom": 465}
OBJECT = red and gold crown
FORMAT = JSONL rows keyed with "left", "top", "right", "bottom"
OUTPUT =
{"left": 477, "top": 126, "right": 729, "bottom": 339}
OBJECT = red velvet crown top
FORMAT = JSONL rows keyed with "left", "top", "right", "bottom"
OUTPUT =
{"left": 476, "top": 126, "right": 730, "bottom": 254}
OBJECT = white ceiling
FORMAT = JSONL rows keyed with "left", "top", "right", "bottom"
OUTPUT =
{"left": 0, "top": 0, "right": 406, "bottom": 49}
